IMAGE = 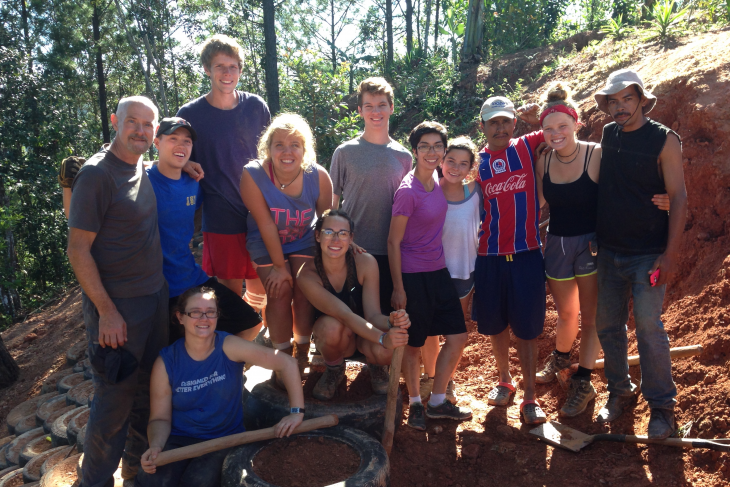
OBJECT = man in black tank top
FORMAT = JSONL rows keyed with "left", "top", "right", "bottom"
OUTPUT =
{"left": 593, "top": 69, "right": 687, "bottom": 439}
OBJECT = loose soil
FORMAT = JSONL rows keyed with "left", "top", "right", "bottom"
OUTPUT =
{"left": 39, "top": 453, "right": 81, "bottom": 487}
{"left": 0, "top": 469, "right": 24, "bottom": 487}
{"left": 66, "top": 382, "right": 93, "bottom": 407}
{"left": 0, "top": 27, "right": 728, "bottom": 487}
{"left": 252, "top": 436, "right": 360, "bottom": 487}
{"left": 22, "top": 435, "right": 53, "bottom": 458}
{"left": 39, "top": 447, "right": 73, "bottom": 477}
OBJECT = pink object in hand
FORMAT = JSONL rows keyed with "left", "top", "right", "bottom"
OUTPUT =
{"left": 650, "top": 269, "right": 661, "bottom": 287}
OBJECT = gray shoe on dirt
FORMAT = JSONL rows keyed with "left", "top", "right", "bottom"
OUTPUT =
{"left": 312, "top": 362, "right": 346, "bottom": 401}
{"left": 560, "top": 377, "right": 596, "bottom": 418}
{"left": 368, "top": 364, "right": 390, "bottom": 395}
{"left": 426, "top": 400, "right": 473, "bottom": 421}
{"left": 407, "top": 402, "right": 427, "bottom": 431}
{"left": 648, "top": 408, "right": 675, "bottom": 439}
{"left": 536, "top": 351, "right": 572, "bottom": 384}
{"left": 595, "top": 388, "right": 638, "bottom": 423}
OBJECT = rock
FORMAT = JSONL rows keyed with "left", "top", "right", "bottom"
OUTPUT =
{"left": 496, "top": 424, "right": 513, "bottom": 436}
{"left": 431, "top": 425, "right": 443, "bottom": 435}
{"left": 24, "top": 333, "right": 38, "bottom": 342}
{"left": 703, "top": 373, "right": 717, "bottom": 385}
{"left": 462, "top": 443, "right": 481, "bottom": 459}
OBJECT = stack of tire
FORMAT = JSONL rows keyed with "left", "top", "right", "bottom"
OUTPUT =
{"left": 0, "top": 341, "right": 91, "bottom": 486}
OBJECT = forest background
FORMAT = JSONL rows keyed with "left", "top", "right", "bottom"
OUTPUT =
{"left": 1, "top": 0, "right": 728, "bottom": 326}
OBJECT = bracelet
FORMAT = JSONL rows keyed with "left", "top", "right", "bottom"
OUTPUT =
{"left": 290, "top": 407, "right": 305, "bottom": 414}
{"left": 378, "top": 332, "right": 387, "bottom": 348}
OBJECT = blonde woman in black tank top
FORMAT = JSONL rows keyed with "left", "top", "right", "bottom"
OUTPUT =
{"left": 533, "top": 82, "right": 670, "bottom": 418}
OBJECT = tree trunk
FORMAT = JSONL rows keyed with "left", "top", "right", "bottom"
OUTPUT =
{"left": 423, "top": 0, "right": 432, "bottom": 54}
{"left": 93, "top": 1, "right": 110, "bottom": 143}
{"left": 0, "top": 335, "right": 19, "bottom": 389}
{"left": 433, "top": 0, "right": 440, "bottom": 48}
{"left": 386, "top": 0, "right": 393, "bottom": 73}
{"left": 0, "top": 177, "right": 21, "bottom": 321}
{"left": 330, "top": 0, "right": 337, "bottom": 71}
{"left": 262, "top": 0, "right": 280, "bottom": 114}
{"left": 405, "top": 0, "right": 413, "bottom": 55}
{"left": 20, "top": 0, "right": 32, "bottom": 73}
{"left": 416, "top": 0, "right": 421, "bottom": 51}
{"left": 461, "top": 0, "right": 484, "bottom": 62}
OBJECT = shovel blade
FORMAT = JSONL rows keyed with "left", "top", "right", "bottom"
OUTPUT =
{"left": 530, "top": 421, "right": 594, "bottom": 453}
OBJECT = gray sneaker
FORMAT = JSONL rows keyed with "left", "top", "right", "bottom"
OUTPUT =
{"left": 560, "top": 377, "right": 596, "bottom": 418}
{"left": 595, "top": 385, "right": 638, "bottom": 423}
{"left": 407, "top": 402, "right": 427, "bottom": 431}
{"left": 312, "top": 362, "right": 346, "bottom": 401}
{"left": 536, "top": 351, "right": 572, "bottom": 384}
{"left": 648, "top": 408, "right": 675, "bottom": 439}
{"left": 368, "top": 364, "right": 390, "bottom": 395}
{"left": 426, "top": 399, "right": 473, "bottom": 421}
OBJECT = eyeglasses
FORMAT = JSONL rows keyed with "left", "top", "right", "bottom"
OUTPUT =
{"left": 182, "top": 310, "right": 220, "bottom": 319}
{"left": 417, "top": 144, "right": 445, "bottom": 154}
{"left": 320, "top": 229, "right": 352, "bottom": 240}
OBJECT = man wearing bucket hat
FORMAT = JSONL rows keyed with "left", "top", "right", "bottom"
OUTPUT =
{"left": 593, "top": 69, "right": 687, "bottom": 439}
{"left": 472, "top": 96, "right": 550, "bottom": 425}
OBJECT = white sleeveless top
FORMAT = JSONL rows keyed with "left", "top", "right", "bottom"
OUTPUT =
{"left": 442, "top": 184, "right": 482, "bottom": 280}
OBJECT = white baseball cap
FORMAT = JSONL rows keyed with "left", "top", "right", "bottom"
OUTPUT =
{"left": 480, "top": 96, "right": 516, "bottom": 121}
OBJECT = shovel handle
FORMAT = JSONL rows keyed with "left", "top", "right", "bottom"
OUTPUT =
{"left": 593, "top": 345, "right": 703, "bottom": 369}
{"left": 594, "top": 434, "right": 730, "bottom": 452}
{"left": 154, "top": 415, "right": 339, "bottom": 466}
{"left": 381, "top": 346, "right": 405, "bottom": 455}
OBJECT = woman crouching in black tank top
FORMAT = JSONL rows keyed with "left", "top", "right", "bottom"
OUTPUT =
{"left": 534, "top": 82, "right": 671, "bottom": 418}
{"left": 296, "top": 209, "right": 411, "bottom": 401}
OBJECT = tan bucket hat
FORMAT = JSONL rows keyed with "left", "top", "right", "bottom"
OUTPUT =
{"left": 594, "top": 69, "right": 657, "bottom": 114}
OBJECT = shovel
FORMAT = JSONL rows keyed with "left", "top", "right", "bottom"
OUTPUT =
{"left": 557, "top": 345, "right": 703, "bottom": 390}
{"left": 530, "top": 421, "right": 730, "bottom": 453}
{"left": 381, "top": 345, "right": 405, "bottom": 456}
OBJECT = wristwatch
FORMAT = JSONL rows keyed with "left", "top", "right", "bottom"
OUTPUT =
{"left": 290, "top": 407, "right": 305, "bottom": 414}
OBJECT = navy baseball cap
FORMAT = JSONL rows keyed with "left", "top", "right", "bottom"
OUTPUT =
{"left": 156, "top": 117, "right": 197, "bottom": 141}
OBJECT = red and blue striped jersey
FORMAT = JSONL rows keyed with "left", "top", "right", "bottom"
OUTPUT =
{"left": 476, "top": 131, "right": 544, "bottom": 256}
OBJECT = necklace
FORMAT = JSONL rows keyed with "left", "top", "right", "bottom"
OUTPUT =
{"left": 555, "top": 142, "right": 580, "bottom": 164}
{"left": 269, "top": 162, "right": 301, "bottom": 189}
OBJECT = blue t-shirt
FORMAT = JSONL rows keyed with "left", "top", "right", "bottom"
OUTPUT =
{"left": 160, "top": 331, "right": 246, "bottom": 439}
{"left": 146, "top": 165, "right": 208, "bottom": 298}
{"left": 176, "top": 92, "right": 271, "bottom": 235}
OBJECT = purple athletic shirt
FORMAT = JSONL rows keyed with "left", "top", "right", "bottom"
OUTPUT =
{"left": 392, "top": 171, "right": 447, "bottom": 273}
{"left": 176, "top": 92, "right": 271, "bottom": 235}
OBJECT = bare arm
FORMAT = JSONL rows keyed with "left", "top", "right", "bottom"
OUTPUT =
{"left": 140, "top": 357, "right": 172, "bottom": 474}
{"left": 387, "top": 215, "right": 409, "bottom": 310}
{"left": 651, "top": 134, "right": 687, "bottom": 286}
{"left": 239, "top": 168, "right": 291, "bottom": 297}
{"left": 535, "top": 153, "right": 547, "bottom": 209}
{"left": 62, "top": 188, "right": 72, "bottom": 219}
{"left": 67, "top": 227, "right": 126, "bottom": 348}
{"left": 182, "top": 160, "right": 204, "bottom": 182}
{"left": 332, "top": 193, "right": 340, "bottom": 209}
{"left": 316, "top": 166, "right": 334, "bottom": 217}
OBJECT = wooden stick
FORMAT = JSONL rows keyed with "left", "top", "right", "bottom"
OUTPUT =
{"left": 154, "top": 414, "right": 339, "bottom": 467}
{"left": 593, "top": 344, "right": 703, "bottom": 369}
{"left": 381, "top": 346, "right": 404, "bottom": 455}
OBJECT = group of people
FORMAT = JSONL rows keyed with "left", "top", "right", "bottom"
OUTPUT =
{"left": 61, "top": 32, "right": 687, "bottom": 487}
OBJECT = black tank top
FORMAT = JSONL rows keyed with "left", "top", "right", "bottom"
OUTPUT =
{"left": 313, "top": 259, "right": 364, "bottom": 320}
{"left": 597, "top": 120, "right": 674, "bottom": 254}
{"left": 542, "top": 143, "right": 599, "bottom": 237}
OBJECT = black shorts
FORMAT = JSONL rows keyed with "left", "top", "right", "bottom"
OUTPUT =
{"left": 373, "top": 254, "right": 394, "bottom": 315}
{"left": 473, "top": 249, "right": 546, "bottom": 340}
{"left": 168, "top": 277, "right": 262, "bottom": 344}
{"left": 402, "top": 268, "right": 467, "bottom": 348}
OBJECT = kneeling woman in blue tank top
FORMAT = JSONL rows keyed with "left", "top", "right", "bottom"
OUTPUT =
{"left": 296, "top": 209, "right": 411, "bottom": 401}
{"left": 136, "top": 286, "right": 304, "bottom": 487}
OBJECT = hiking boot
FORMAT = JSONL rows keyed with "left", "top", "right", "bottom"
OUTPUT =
{"left": 368, "top": 364, "right": 390, "bottom": 395}
{"left": 445, "top": 379, "right": 457, "bottom": 405}
{"left": 294, "top": 341, "right": 311, "bottom": 375}
{"left": 560, "top": 376, "right": 596, "bottom": 418}
{"left": 407, "top": 402, "right": 427, "bottom": 431}
{"left": 648, "top": 408, "right": 675, "bottom": 439}
{"left": 312, "top": 362, "right": 346, "bottom": 401}
{"left": 426, "top": 399, "right": 473, "bottom": 421}
{"left": 595, "top": 386, "right": 638, "bottom": 423}
{"left": 536, "top": 351, "right": 572, "bottom": 384}
{"left": 419, "top": 376, "right": 434, "bottom": 402}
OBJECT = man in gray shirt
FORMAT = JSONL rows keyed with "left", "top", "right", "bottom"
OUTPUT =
{"left": 67, "top": 96, "right": 168, "bottom": 487}
{"left": 330, "top": 77, "right": 412, "bottom": 314}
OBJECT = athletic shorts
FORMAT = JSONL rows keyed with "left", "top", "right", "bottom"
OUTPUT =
{"left": 544, "top": 232, "right": 597, "bottom": 280}
{"left": 402, "top": 268, "right": 466, "bottom": 348}
{"left": 202, "top": 232, "right": 258, "bottom": 281}
{"left": 252, "top": 247, "right": 316, "bottom": 267}
{"left": 452, "top": 271, "right": 475, "bottom": 299}
{"left": 473, "top": 249, "right": 546, "bottom": 341}
{"left": 168, "top": 277, "right": 262, "bottom": 344}
{"left": 373, "top": 254, "right": 394, "bottom": 315}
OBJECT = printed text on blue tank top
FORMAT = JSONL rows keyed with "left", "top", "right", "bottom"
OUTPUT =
{"left": 176, "top": 370, "right": 226, "bottom": 393}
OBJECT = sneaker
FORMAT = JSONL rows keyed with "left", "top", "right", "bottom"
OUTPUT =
{"left": 445, "top": 379, "right": 457, "bottom": 405}
{"left": 419, "top": 376, "right": 434, "bottom": 402}
{"left": 648, "top": 408, "right": 675, "bottom": 439}
{"left": 407, "top": 402, "right": 427, "bottom": 431}
{"left": 595, "top": 385, "right": 638, "bottom": 423}
{"left": 312, "top": 362, "right": 345, "bottom": 401}
{"left": 368, "top": 364, "right": 390, "bottom": 395}
{"left": 559, "top": 377, "right": 596, "bottom": 417}
{"left": 294, "top": 342, "right": 310, "bottom": 375}
{"left": 426, "top": 399, "right": 473, "bottom": 421}
{"left": 536, "top": 351, "right": 572, "bottom": 384}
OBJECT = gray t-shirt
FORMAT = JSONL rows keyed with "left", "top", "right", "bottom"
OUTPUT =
{"left": 330, "top": 137, "right": 412, "bottom": 255}
{"left": 69, "top": 147, "right": 164, "bottom": 298}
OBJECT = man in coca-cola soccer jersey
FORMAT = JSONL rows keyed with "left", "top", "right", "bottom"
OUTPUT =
{"left": 472, "top": 96, "right": 548, "bottom": 425}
